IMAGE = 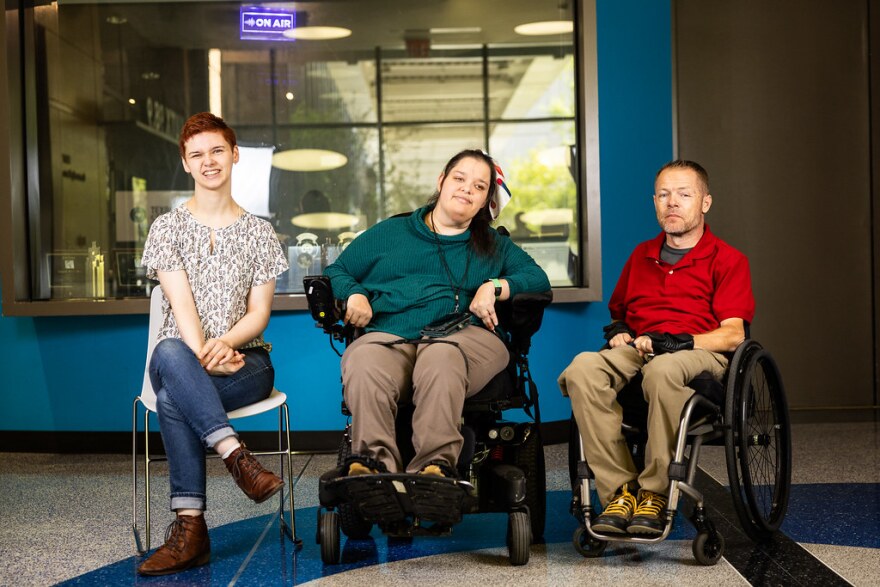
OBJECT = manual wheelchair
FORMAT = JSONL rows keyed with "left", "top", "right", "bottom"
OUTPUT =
{"left": 569, "top": 335, "right": 791, "bottom": 565}
{"left": 304, "top": 275, "right": 552, "bottom": 566}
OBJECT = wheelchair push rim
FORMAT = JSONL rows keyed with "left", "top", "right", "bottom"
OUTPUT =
{"left": 724, "top": 340, "right": 792, "bottom": 542}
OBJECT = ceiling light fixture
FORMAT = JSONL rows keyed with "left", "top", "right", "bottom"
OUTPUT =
{"left": 282, "top": 26, "right": 352, "bottom": 40}
{"left": 291, "top": 212, "right": 359, "bottom": 230}
{"left": 514, "top": 20, "right": 573, "bottom": 36}
{"left": 272, "top": 149, "right": 348, "bottom": 172}
{"left": 429, "top": 27, "right": 481, "bottom": 34}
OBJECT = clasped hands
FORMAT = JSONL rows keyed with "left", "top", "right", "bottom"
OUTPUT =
{"left": 603, "top": 321, "right": 694, "bottom": 356}
{"left": 199, "top": 337, "right": 245, "bottom": 375}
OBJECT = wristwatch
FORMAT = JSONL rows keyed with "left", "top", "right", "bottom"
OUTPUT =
{"left": 484, "top": 278, "right": 502, "bottom": 299}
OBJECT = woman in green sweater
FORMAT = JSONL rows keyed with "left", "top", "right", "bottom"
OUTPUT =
{"left": 324, "top": 149, "right": 550, "bottom": 477}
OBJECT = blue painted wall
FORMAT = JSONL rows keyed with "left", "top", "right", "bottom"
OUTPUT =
{"left": 0, "top": 0, "right": 672, "bottom": 434}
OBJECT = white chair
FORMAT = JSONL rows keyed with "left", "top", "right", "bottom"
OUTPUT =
{"left": 131, "top": 284, "right": 300, "bottom": 553}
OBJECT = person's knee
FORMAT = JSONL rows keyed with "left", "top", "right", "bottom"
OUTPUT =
{"left": 559, "top": 351, "right": 603, "bottom": 391}
{"left": 415, "top": 344, "right": 464, "bottom": 380}
{"left": 343, "top": 350, "right": 404, "bottom": 405}
{"left": 641, "top": 354, "right": 685, "bottom": 400}
{"left": 342, "top": 345, "right": 397, "bottom": 388}
{"left": 152, "top": 338, "right": 192, "bottom": 369}
{"left": 566, "top": 351, "right": 604, "bottom": 374}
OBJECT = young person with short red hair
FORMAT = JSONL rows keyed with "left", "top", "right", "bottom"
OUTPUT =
{"left": 137, "top": 112, "right": 288, "bottom": 575}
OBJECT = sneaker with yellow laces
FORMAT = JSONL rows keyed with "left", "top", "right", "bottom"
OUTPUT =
{"left": 592, "top": 481, "right": 638, "bottom": 534}
{"left": 627, "top": 489, "right": 668, "bottom": 535}
{"left": 347, "top": 461, "right": 377, "bottom": 476}
{"left": 418, "top": 464, "right": 445, "bottom": 477}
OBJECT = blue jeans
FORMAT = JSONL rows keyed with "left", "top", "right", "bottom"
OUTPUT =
{"left": 149, "top": 338, "right": 275, "bottom": 511}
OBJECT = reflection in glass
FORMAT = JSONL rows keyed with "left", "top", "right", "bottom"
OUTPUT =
{"left": 491, "top": 119, "right": 578, "bottom": 287}
{"left": 23, "top": 0, "right": 577, "bottom": 298}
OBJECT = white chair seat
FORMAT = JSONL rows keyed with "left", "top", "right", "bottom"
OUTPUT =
{"left": 138, "top": 387, "right": 287, "bottom": 419}
{"left": 228, "top": 388, "right": 287, "bottom": 419}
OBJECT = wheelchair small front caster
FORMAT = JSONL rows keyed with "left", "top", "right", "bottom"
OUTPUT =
{"left": 506, "top": 511, "right": 531, "bottom": 566}
{"left": 692, "top": 530, "right": 725, "bottom": 565}
{"left": 572, "top": 526, "right": 608, "bottom": 558}
{"left": 319, "top": 510, "right": 341, "bottom": 564}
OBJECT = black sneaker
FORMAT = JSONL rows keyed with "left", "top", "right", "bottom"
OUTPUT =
{"left": 592, "top": 481, "right": 638, "bottom": 534}
{"left": 627, "top": 490, "right": 668, "bottom": 535}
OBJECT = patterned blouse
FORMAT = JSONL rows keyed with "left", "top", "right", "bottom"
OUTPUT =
{"left": 141, "top": 205, "right": 288, "bottom": 350}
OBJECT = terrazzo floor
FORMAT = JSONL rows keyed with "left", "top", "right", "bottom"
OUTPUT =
{"left": 0, "top": 421, "right": 877, "bottom": 586}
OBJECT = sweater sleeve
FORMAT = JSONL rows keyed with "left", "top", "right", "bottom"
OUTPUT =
{"left": 323, "top": 223, "right": 381, "bottom": 301}
{"left": 497, "top": 235, "right": 551, "bottom": 296}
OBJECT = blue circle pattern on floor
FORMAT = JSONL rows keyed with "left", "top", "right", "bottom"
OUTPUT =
{"left": 58, "top": 485, "right": 879, "bottom": 586}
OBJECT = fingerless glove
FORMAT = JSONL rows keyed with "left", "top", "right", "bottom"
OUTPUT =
{"left": 602, "top": 320, "right": 635, "bottom": 342}
{"left": 644, "top": 332, "right": 694, "bottom": 354}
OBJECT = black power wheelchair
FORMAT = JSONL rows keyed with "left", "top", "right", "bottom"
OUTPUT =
{"left": 304, "top": 275, "right": 552, "bottom": 566}
{"left": 569, "top": 335, "right": 791, "bottom": 565}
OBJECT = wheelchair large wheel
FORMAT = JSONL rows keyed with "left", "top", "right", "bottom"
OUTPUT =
{"left": 514, "top": 426, "right": 546, "bottom": 540}
{"left": 337, "top": 432, "right": 375, "bottom": 539}
{"left": 319, "top": 511, "right": 341, "bottom": 564}
{"left": 724, "top": 340, "right": 792, "bottom": 542}
{"left": 506, "top": 511, "right": 531, "bottom": 566}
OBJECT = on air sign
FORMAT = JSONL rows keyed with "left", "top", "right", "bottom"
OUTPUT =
{"left": 240, "top": 8, "right": 296, "bottom": 41}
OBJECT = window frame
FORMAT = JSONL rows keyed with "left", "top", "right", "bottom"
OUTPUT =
{"left": 0, "top": 0, "right": 601, "bottom": 316}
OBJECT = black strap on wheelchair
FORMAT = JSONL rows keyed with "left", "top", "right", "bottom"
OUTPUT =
{"left": 368, "top": 338, "right": 471, "bottom": 375}
{"left": 518, "top": 353, "right": 541, "bottom": 426}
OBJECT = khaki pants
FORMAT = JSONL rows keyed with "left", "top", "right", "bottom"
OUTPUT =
{"left": 341, "top": 327, "right": 508, "bottom": 473}
{"left": 558, "top": 345, "right": 728, "bottom": 504}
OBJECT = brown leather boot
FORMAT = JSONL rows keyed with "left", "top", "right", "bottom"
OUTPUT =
{"left": 137, "top": 514, "right": 210, "bottom": 576}
{"left": 223, "top": 443, "right": 284, "bottom": 503}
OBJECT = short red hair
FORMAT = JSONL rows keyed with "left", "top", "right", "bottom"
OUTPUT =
{"left": 178, "top": 112, "right": 237, "bottom": 158}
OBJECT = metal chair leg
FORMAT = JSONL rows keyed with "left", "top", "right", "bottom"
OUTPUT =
{"left": 132, "top": 398, "right": 144, "bottom": 554}
{"left": 281, "top": 402, "right": 302, "bottom": 547}
{"left": 144, "top": 408, "right": 152, "bottom": 552}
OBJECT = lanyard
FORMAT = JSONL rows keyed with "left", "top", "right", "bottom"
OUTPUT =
{"left": 430, "top": 208, "right": 471, "bottom": 313}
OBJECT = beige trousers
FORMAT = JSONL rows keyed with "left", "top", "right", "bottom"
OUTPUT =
{"left": 559, "top": 345, "right": 728, "bottom": 504}
{"left": 341, "top": 326, "right": 508, "bottom": 473}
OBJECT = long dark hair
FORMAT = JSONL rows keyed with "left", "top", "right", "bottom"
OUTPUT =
{"left": 426, "top": 149, "right": 498, "bottom": 257}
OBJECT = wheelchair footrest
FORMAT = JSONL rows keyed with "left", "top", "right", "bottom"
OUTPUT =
{"left": 321, "top": 471, "right": 475, "bottom": 526}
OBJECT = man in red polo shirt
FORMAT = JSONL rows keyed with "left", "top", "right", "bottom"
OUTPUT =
{"left": 559, "top": 160, "right": 755, "bottom": 535}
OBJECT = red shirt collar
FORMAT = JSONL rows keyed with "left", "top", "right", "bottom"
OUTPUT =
{"left": 646, "top": 223, "right": 717, "bottom": 264}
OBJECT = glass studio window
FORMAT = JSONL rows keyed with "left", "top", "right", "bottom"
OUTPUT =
{"left": 2, "top": 0, "right": 600, "bottom": 313}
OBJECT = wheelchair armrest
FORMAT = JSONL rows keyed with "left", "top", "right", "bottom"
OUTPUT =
{"left": 303, "top": 275, "right": 356, "bottom": 341}
{"left": 496, "top": 290, "right": 553, "bottom": 353}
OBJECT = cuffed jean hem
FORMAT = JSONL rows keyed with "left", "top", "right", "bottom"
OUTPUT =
{"left": 170, "top": 495, "right": 206, "bottom": 511}
{"left": 204, "top": 426, "right": 237, "bottom": 450}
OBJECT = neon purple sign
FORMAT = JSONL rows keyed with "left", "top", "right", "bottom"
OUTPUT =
{"left": 240, "top": 7, "right": 296, "bottom": 41}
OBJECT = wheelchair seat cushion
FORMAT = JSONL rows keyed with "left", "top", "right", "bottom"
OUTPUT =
{"left": 463, "top": 360, "right": 518, "bottom": 406}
